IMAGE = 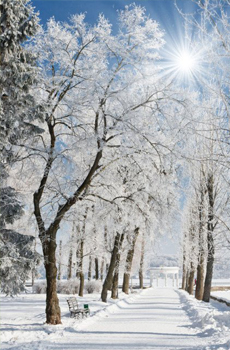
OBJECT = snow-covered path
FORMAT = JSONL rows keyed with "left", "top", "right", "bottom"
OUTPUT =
{"left": 43, "top": 288, "right": 207, "bottom": 350}
{"left": 3, "top": 287, "right": 229, "bottom": 350}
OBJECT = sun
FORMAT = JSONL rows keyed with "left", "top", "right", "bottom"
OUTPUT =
{"left": 159, "top": 44, "right": 204, "bottom": 85}
{"left": 175, "top": 50, "right": 196, "bottom": 73}
{"left": 159, "top": 38, "right": 206, "bottom": 85}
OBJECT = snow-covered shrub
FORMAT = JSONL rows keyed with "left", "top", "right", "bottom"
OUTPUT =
{"left": 33, "top": 279, "right": 80, "bottom": 294}
{"left": 84, "top": 280, "right": 102, "bottom": 294}
{"left": 32, "top": 280, "right": 47, "bottom": 294}
{"left": 57, "top": 279, "right": 79, "bottom": 294}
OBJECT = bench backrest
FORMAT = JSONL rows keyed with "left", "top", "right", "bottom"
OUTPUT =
{"left": 67, "top": 297, "right": 79, "bottom": 311}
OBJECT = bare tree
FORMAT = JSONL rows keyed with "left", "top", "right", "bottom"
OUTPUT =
{"left": 30, "top": 6, "right": 166, "bottom": 324}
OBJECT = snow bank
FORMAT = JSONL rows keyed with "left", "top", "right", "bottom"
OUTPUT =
{"left": 211, "top": 290, "right": 230, "bottom": 304}
{"left": 177, "top": 289, "right": 230, "bottom": 350}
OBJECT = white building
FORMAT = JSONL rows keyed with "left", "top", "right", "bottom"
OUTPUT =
{"left": 148, "top": 266, "right": 179, "bottom": 288}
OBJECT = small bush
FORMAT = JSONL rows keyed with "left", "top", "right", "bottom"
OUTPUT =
{"left": 33, "top": 279, "right": 102, "bottom": 295}
{"left": 57, "top": 279, "right": 79, "bottom": 294}
{"left": 32, "top": 280, "right": 47, "bottom": 294}
{"left": 84, "top": 280, "right": 102, "bottom": 294}
{"left": 33, "top": 279, "right": 80, "bottom": 294}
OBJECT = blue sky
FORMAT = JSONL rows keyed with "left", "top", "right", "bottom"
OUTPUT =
{"left": 32, "top": 0, "right": 201, "bottom": 86}
{"left": 32, "top": 0, "right": 198, "bottom": 42}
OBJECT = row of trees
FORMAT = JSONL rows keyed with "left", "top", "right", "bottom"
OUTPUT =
{"left": 58, "top": 183, "right": 171, "bottom": 303}
{"left": 1, "top": 0, "right": 230, "bottom": 325}
{"left": 181, "top": 0, "right": 230, "bottom": 301}
{"left": 181, "top": 110, "right": 229, "bottom": 302}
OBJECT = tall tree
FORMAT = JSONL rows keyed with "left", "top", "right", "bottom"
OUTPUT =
{"left": 179, "top": 94, "right": 230, "bottom": 301}
{"left": 0, "top": 0, "right": 42, "bottom": 295}
{"left": 28, "top": 5, "right": 166, "bottom": 324}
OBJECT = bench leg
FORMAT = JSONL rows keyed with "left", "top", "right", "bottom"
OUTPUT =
{"left": 70, "top": 310, "right": 89, "bottom": 319}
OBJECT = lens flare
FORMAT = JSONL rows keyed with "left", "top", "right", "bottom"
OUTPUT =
{"left": 176, "top": 50, "right": 196, "bottom": 73}
{"left": 159, "top": 42, "right": 204, "bottom": 86}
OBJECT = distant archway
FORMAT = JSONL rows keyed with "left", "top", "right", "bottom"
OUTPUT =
{"left": 149, "top": 267, "right": 179, "bottom": 288}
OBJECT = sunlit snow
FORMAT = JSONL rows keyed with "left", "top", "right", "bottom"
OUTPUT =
{"left": 1, "top": 282, "right": 230, "bottom": 350}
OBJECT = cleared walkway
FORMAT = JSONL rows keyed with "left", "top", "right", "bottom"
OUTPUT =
{"left": 52, "top": 288, "right": 209, "bottom": 350}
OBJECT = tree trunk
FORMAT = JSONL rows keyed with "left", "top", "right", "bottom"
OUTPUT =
{"left": 184, "top": 207, "right": 197, "bottom": 295}
{"left": 111, "top": 233, "right": 124, "bottom": 299}
{"left": 185, "top": 271, "right": 189, "bottom": 292}
{"left": 95, "top": 257, "right": 99, "bottom": 280}
{"left": 88, "top": 255, "right": 92, "bottom": 281}
{"left": 122, "top": 273, "right": 130, "bottom": 294}
{"left": 32, "top": 237, "right": 37, "bottom": 286}
{"left": 111, "top": 271, "right": 119, "bottom": 299}
{"left": 79, "top": 272, "right": 84, "bottom": 297}
{"left": 139, "top": 270, "right": 143, "bottom": 290}
{"left": 57, "top": 240, "right": 62, "bottom": 281}
{"left": 181, "top": 228, "right": 189, "bottom": 291}
{"left": 195, "top": 177, "right": 206, "bottom": 300}
{"left": 104, "top": 225, "right": 108, "bottom": 249}
{"left": 78, "top": 208, "right": 88, "bottom": 295}
{"left": 67, "top": 247, "right": 73, "bottom": 280}
{"left": 187, "top": 264, "right": 195, "bottom": 295}
{"left": 182, "top": 273, "right": 187, "bottom": 291}
{"left": 203, "top": 173, "right": 215, "bottom": 302}
{"left": 101, "top": 232, "right": 121, "bottom": 302}
{"left": 78, "top": 240, "right": 84, "bottom": 297}
{"left": 75, "top": 226, "right": 81, "bottom": 279}
{"left": 203, "top": 246, "right": 214, "bottom": 302}
{"left": 100, "top": 258, "right": 105, "bottom": 281}
{"left": 139, "top": 236, "right": 145, "bottom": 289}
{"left": 42, "top": 235, "right": 61, "bottom": 324}
{"left": 76, "top": 248, "right": 80, "bottom": 279}
{"left": 107, "top": 277, "right": 113, "bottom": 291}
{"left": 122, "top": 227, "right": 139, "bottom": 294}
{"left": 195, "top": 256, "right": 205, "bottom": 300}
{"left": 182, "top": 253, "right": 187, "bottom": 290}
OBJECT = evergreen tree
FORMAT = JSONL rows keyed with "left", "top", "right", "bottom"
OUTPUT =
{"left": 0, "top": 0, "right": 43, "bottom": 149}
{"left": 0, "top": 229, "right": 41, "bottom": 296}
{"left": 0, "top": 0, "right": 43, "bottom": 295}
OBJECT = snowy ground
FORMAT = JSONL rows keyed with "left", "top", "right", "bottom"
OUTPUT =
{"left": 1, "top": 282, "right": 230, "bottom": 350}
{"left": 211, "top": 291, "right": 230, "bottom": 304}
{"left": 211, "top": 280, "right": 230, "bottom": 287}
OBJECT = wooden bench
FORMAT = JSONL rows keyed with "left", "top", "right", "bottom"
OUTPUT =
{"left": 66, "top": 297, "right": 90, "bottom": 319}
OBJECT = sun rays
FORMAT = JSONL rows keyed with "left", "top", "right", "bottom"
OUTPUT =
{"left": 159, "top": 38, "right": 206, "bottom": 86}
